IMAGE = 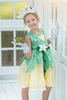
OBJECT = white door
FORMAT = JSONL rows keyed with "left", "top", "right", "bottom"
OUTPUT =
{"left": 0, "top": 0, "right": 33, "bottom": 76}
{"left": 34, "top": 0, "right": 67, "bottom": 100}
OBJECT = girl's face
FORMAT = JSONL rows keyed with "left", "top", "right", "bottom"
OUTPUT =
{"left": 25, "top": 14, "right": 39, "bottom": 29}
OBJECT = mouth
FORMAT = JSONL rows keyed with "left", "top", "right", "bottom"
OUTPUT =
{"left": 30, "top": 24, "right": 35, "bottom": 27}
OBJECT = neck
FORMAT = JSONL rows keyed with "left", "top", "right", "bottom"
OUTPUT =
{"left": 30, "top": 27, "right": 40, "bottom": 34}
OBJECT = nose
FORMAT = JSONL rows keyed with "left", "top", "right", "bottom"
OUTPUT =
{"left": 30, "top": 21, "right": 33, "bottom": 24}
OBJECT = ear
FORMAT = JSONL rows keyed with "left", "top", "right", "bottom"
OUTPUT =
{"left": 37, "top": 18, "right": 40, "bottom": 22}
{"left": 25, "top": 23, "right": 27, "bottom": 25}
{"left": 25, "top": 21, "right": 27, "bottom": 25}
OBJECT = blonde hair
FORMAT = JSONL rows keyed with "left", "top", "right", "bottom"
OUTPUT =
{"left": 23, "top": 6, "right": 40, "bottom": 23}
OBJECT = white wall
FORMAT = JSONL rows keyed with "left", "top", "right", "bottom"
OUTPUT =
{"left": 33, "top": 0, "right": 67, "bottom": 100}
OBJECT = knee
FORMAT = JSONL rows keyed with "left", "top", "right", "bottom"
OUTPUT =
{"left": 49, "top": 87, "right": 52, "bottom": 90}
{"left": 46, "top": 86, "right": 52, "bottom": 91}
{"left": 22, "top": 87, "right": 29, "bottom": 92}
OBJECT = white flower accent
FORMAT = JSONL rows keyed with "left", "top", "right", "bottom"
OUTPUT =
{"left": 16, "top": 6, "right": 36, "bottom": 19}
{"left": 39, "top": 43, "right": 48, "bottom": 51}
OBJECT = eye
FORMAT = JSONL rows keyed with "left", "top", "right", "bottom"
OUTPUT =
{"left": 32, "top": 19, "right": 35, "bottom": 21}
{"left": 27, "top": 21, "right": 29, "bottom": 23}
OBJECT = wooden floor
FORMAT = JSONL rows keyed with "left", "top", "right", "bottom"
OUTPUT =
{"left": 0, "top": 80, "right": 42, "bottom": 100}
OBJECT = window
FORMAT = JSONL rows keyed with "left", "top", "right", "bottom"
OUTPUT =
{"left": 0, "top": 2, "right": 28, "bottom": 19}
{"left": 1, "top": 2, "right": 13, "bottom": 19}
{"left": 2, "top": 50, "right": 14, "bottom": 66}
{"left": 15, "top": 2, "right": 28, "bottom": 19}
{"left": 1, "top": 31, "right": 13, "bottom": 47}
{"left": 0, "top": 0, "right": 28, "bottom": 69}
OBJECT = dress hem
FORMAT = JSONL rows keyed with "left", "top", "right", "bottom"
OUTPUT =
{"left": 18, "top": 83, "right": 54, "bottom": 91}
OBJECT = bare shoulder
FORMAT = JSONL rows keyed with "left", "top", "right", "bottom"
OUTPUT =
{"left": 25, "top": 36, "right": 32, "bottom": 44}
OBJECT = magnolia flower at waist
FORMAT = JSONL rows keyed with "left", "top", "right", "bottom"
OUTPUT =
{"left": 39, "top": 44, "right": 48, "bottom": 51}
{"left": 32, "top": 44, "right": 50, "bottom": 52}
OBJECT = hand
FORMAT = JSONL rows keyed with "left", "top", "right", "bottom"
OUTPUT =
{"left": 11, "top": 40, "right": 29, "bottom": 53}
{"left": 21, "top": 43, "right": 29, "bottom": 53}
{"left": 49, "top": 22, "right": 60, "bottom": 42}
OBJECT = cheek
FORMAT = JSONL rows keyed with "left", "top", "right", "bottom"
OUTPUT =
{"left": 26, "top": 23, "right": 29, "bottom": 26}
{"left": 34, "top": 20, "right": 38, "bottom": 24}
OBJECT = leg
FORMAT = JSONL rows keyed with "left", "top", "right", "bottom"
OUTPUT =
{"left": 21, "top": 87, "right": 29, "bottom": 100}
{"left": 42, "top": 85, "right": 52, "bottom": 100}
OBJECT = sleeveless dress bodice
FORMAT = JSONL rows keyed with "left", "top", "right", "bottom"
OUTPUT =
{"left": 20, "top": 28, "right": 53, "bottom": 75}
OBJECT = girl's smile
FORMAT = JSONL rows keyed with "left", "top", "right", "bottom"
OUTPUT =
{"left": 25, "top": 14, "right": 39, "bottom": 29}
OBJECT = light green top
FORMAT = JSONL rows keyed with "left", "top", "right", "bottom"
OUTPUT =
{"left": 20, "top": 28, "right": 53, "bottom": 75}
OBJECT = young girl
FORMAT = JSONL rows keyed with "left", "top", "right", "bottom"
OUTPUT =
{"left": 12, "top": 6, "right": 59, "bottom": 100}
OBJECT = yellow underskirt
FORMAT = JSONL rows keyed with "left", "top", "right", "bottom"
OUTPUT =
{"left": 17, "top": 59, "right": 54, "bottom": 90}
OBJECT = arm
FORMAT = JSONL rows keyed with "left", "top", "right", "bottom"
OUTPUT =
{"left": 47, "top": 39, "right": 51, "bottom": 45}
{"left": 11, "top": 36, "right": 32, "bottom": 60}
{"left": 24, "top": 36, "right": 32, "bottom": 60}
{"left": 47, "top": 22, "right": 60, "bottom": 45}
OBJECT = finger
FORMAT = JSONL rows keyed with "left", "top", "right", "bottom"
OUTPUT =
{"left": 11, "top": 41, "right": 15, "bottom": 44}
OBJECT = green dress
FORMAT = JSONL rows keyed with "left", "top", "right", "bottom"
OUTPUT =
{"left": 20, "top": 28, "right": 53, "bottom": 75}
